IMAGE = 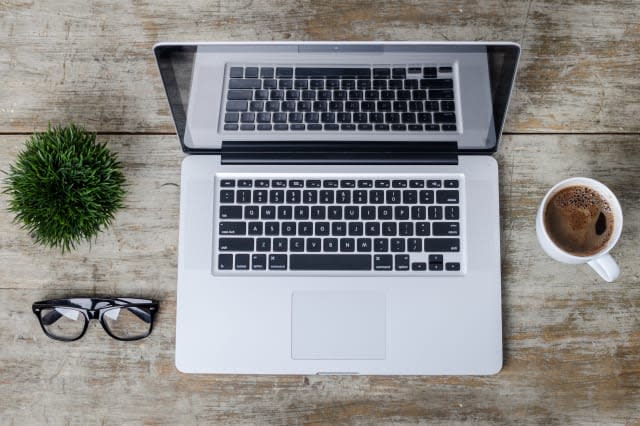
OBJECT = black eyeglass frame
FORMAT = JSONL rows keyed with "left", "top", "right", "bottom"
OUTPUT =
{"left": 32, "top": 297, "right": 159, "bottom": 342}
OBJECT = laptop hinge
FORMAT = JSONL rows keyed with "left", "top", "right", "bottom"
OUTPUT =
{"left": 220, "top": 141, "right": 458, "bottom": 165}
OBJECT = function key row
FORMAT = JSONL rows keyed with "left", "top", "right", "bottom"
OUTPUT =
{"left": 220, "top": 179, "right": 459, "bottom": 188}
{"left": 230, "top": 66, "right": 453, "bottom": 80}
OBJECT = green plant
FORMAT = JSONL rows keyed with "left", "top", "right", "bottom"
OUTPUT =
{"left": 3, "top": 124, "right": 126, "bottom": 252}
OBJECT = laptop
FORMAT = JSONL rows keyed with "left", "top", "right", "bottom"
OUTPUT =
{"left": 154, "top": 41, "right": 520, "bottom": 375}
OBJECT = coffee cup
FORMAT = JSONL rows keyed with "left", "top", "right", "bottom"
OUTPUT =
{"left": 536, "top": 177, "right": 622, "bottom": 282}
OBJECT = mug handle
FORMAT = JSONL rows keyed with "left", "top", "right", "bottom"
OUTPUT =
{"left": 587, "top": 254, "right": 620, "bottom": 282}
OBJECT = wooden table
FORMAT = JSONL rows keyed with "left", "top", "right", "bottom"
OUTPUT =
{"left": 1, "top": 1, "right": 639, "bottom": 423}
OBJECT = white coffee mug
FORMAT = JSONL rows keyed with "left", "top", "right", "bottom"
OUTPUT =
{"left": 536, "top": 177, "right": 623, "bottom": 282}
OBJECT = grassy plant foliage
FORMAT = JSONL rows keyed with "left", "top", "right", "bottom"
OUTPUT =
{"left": 3, "top": 124, "right": 126, "bottom": 252}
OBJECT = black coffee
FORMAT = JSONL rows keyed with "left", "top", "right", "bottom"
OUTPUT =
{"left": 544, "top": 185, "right": 614, "bottom": 256}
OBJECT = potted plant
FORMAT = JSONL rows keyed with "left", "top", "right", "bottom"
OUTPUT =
{"left": 3, "top": 124, "right": 126, "bottom": 252}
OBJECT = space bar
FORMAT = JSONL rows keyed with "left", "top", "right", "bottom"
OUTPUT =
{"left": 290, "top": 255, "right": 372, "bottom": 271}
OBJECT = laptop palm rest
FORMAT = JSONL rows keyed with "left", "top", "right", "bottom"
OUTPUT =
{"left": 291, "top": 292, "right": 386, "bottom": 360}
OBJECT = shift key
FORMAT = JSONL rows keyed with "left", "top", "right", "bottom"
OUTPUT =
{"left": 219, "top": 238, "right": 254, "bottom": 251}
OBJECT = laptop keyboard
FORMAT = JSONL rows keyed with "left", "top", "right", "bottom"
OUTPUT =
{"left": 215, "top": 175, "right": 464, "bottom": 274}
{"left": 223, "top": 66, "right": 457, "bottom": 132}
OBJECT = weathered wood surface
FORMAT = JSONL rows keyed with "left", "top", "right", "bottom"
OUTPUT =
{"left": 1, "top": 0, "right": 640, "bottom": 134}
{"left": 1, "top": 134, "right": 638, "bottom": 424}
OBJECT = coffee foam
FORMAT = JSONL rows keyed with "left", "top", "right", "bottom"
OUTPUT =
{"left": 544, "top": 185, "right": 614, "bottom": 256}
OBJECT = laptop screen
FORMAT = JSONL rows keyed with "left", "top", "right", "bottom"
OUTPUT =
{"left": 154, "top": 42, "right": 519, "bottom": 153}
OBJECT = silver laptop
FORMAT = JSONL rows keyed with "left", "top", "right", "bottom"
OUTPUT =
{"left": 154, "top": 41, "right": 520, "bottom": 375}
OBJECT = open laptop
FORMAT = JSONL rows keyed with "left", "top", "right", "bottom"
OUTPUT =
{"left": 154, "top": 42, "right": 520, "bottom": 375}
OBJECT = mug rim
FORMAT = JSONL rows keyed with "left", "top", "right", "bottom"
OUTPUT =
{"left": 538, "top": 177, "right": 623, "bottom": 261}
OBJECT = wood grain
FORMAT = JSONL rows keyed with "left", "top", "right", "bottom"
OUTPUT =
{"left": 1, "top": 134, "right": 638, "bottom": 424}
{"left": 1, "top": 0, "right": 639, "bottom": 134}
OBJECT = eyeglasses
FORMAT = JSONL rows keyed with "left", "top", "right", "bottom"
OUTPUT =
{"left": 32, "top": 298, "right": 158, "bottom": 341}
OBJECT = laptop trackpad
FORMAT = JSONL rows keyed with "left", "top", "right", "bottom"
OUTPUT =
{"left": 291, "top": 292, "right": 386, "bottom": 360}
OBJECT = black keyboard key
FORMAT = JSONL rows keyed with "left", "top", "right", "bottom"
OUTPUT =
{"left": 373, "top": 80, "right": 387, "bottom": 90}
{"left": 332, "top": 222, "right": 347, "bottom": 236}
{"left": 225, "top": 112, "right": 239, "bottom": 123}
{"left": 244, "top": 67, "right": 258, "bottom": 78}
{"left": 389, "top": 79, "right": 403, "bottom": 90}
{"left": 219, "top": 221, "right": 246, "bottom": 235}
{"left": 303, "top": 190, "right": 318, "bottom": 204}
{"left": 230, "top": 67, "right": 243, "bottom": 78}
{"left": 391, "top": 124, "right": 406, "bottom": 131}
{"left": 323, "top": 238, "right": 339, "bottom": 252}
{"left": 291, "top": 238, "right": 305, "bottom": 252}
{"left": 428, "top": 206, "right": 443, "bottom": 220}
{"left": 279, "top": 80, "right": 293, "bottom": 89}
{"left": 392, "top": 180, "right": 407, "bottom": 188}
{"left": 333, "top": 91, "right": 347, "bottom": 101}
{"left": 412, "top": 262, "right": 427, "bottom": 271}
{"left": 256, "top": 238, "right": 271, "bottom": 252}
{"left": 411, "top": 206, "right": 426, "bottom": 220}
{"left": 386, "top": 190, "right": 401, "bottom": 204}
{"left": 404, "top": 79, "right": 419, "bottom": 89}
{"left": 378, "top": 206, "right": 392, "bottom": 220}
{"left": 401, "top": 112, "right": 416, "bottom": 123}
{"left": 295, "top": 206, "right": 310, "bottom": 220}
{"left": 240, "top": 124, "right": 255, "bottom": 131}
{"left": 441, "top": 101, "right": 456, "bottom": 111}
{"left": 328, "top": 206, "right": 342, "bottom": 220}
{"left": 286, "top": 90, "right": 300, "bottom": 100}
{"left": 420, "top": 79, "right": 453, "bottom": 89}
{"left": 308, "top": 123, "right": 322, "bottom": 130}
{"left": 445, "top": 206, "right": 459, "bottom": 220}
{"left": 257, "top": 124, "right": 272, "bottom": 131}
{"left": 268, "top": 254, "right": 287, "bottom": 270}
{"left": 417, "top": 113, "right": 432, "bottom": 123}
{"left": 220, "top": 190, "right": 234, "bottom": 203}
{"left": 276, "top": 67, "right": 293, "bottom": 78}
{"left": 392, "top": 68, "right": 406, "bottom": 79}
{"left": 403, "top": 190, "right": 417, "bottom": 203}
{"left": 263, "top": 79, "right": 278, "bottom": 89}
{"left": 416, "top": 222, "right": 430, "bottom": 236}
{"left": 310, "top": 79, "right": 324, "bottom": 89}
{"left": 315, "top": 222, "right": 330, "bottom": 236}
{"left": 220, "top": 205, "right": 242, "bottom": 219}
{"left": 235, "top": 254, "right": 250, "bottom": 270}
{"left": 427, "top": 180, "right": 442, "bottom": 188}
{"left": 273, "top": 238, "right": 288, "bottom": 252}
{"left": 270, "top": 90, "right": 284, "bottom": 100}
{"left": 408, "top": 238, "right": 422, "bottom": 252}
{"left": 374, "top": 238, "right": 387, "bottom": 252}
{"left": 381, "top": 90, "right": 395, "bottom": 100}
{"left": 306, "top": 238, "right": 322, "bottom": 252}
{"left": 318, "top": 89, "right": 333, "bottom": 99}
{"left": 238, "top": 180, "right": 253, "bottom": 188}
{"left": 382, "top": 222, "right": 396, "bottom": 236}
{"left": 409, "top": 180, "right": 424, "bottom": 188}
{"left": 393, "top": 101, "right": 408, "bottom": 112}
{"left": 256, "top": 112, "right": 271, "bottom": 123}
{"left": 273, "top": 112, "right": 287, "bottom": 123}
{"left": 436, "top": 190, "right": 459, "bottom": 204}
{"left": 361, "top": 206, "right": 375, "bottom": 219}
{"left": 261, "top": 205, "right": 276, "bottom": 219}
{"left": 266, "top": 101, "right": 279, "bottom": 111}
{"left": 291, "top": 123, "right": 305, "bottom": 131}
{"left": 342, "top": 80, "right": 356, "bottom": 90}
{"left": 395, "top": 254, "right": 410, "bottom": 271}
{"left": 429, "top": 262, "right": 444, "bottom": 271}
{"left": 250, "top": 101, "right": 264, "bottom": 111}
{"left": 397, "top": 90, "right": 411, "bottom": 100}
{"left": 278, "top": 205, "right": 293, "bottom": 219}
{"left": 311, "top": 205, "right": 326, "bottom": 219}
{"left": 446, "top": 262, "right": 461, "bottom": 271}
{"left": 424, "top": 238, "right": 460, "bottom": 252}
{"left": 218, "top": 254, "right": 233, "bottom": 270}
{"left": 336, "top": 237, "right": 355, "bottom": 253}
{"left": 375, "top": 124, "right": 390, "bottom": 131}
{"left": 252, "top": 254, "right": 266, "bottom": 270}
{"left": 394, "top": 206, "right": 409, "bottom": 220}
{"left": 229, "top": 79, "right": 262, "bottom": 90}
{"left": 429, "top": 89, "right": 454, "bottom": 99}
{"left": 348, "top": 222, "right": 363, "bottom": 235}
{"left": 373, "top": 68, "right": 390, "bottom": 79}
{"left": 429, "top": 254, "right": 444, "bottom": 264}
{"left": 290, "top": 254, "right": 371, "bottom": 271}
{"left": 295, "top": 68, "right": 371, "bottom": 79}
{"left": 248, "top": 222, "right": 263, "bottom": 235}
{"left": 423, "top": 67, "right": 437, "bottom": 78}
{"left": 274, "top": 124, "right": 289, "bottom": 131}
{"left": 344, "top": 206, "right": 359, "bottom": 220}
{"left": 357, "top": 238, "right": 372, "bottom": 252}
{"left": 294, "top": 80, "right": 308, "bottom": 89}
{"left": 399, "top": 222, "right": 413, "bottom": 236}
{"left": 412, "top": 91, "right": 427, "bottom": 101}
{"left": 444, "top": 180, "right": 459, "bottom": 188}
{"left": 443, "top": 124, "right": 457, "bottom": 131}
{"left": 260, "top": 67, "right": 274, "bottom": 78}
{"left": 337, "top": 112, "right": 351, "bottom": 123}
{"left": 244, "top": 205, "right": 259, "bottom": 218}
{"left": 374, "top": 254, "right": 392, "bottom": 271}
{"left": 425, "top": 124, "right": 440, "bottom": 131}
{"left": 264, "top": 222, "right": 279, "bottom": 235}
{"left": 390, "top": 238, "right": 405, "bottom": 252}
{"left": 369, "top": 113, "right": 384, "bottom": 123}
{"left": 219, "top": 238, "right": 254, "bottom": 251}
{"left": 226, "top": 100, "right": 248, "bottom": 111}
{"left": 298, "top": 222, "right": 313, "bottom": 236}
{"left": 408, "top": 124, "right": 422, "bottom": 131}
{"left": 366, "top": 222, "right": 380, "bottom": 236}
{"left": 341, "top": 124, "right": 356, "bottom": 131}
{"left": 434, "top": 112, "right": 456, "bottom": 123}
{"left": 241, "top": 112, "right": 255, "bottom": 122}
{"left": 433, "top": 222, "right": 460, "bottom": 236}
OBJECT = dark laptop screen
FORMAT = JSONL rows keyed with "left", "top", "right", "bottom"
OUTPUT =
{"left": 154, "top": 42, "right": 519, "bottom": 153}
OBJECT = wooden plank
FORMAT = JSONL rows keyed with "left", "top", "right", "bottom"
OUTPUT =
{"left": 0, "top": 134, "right": 638, "bottom": 423}
{"left": 0, "top": 1, "right": 639, "bottom": 134}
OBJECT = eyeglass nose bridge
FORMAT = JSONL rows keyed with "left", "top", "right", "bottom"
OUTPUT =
{"left": 87, "top": 309, "right": 100, "bottom": 320}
